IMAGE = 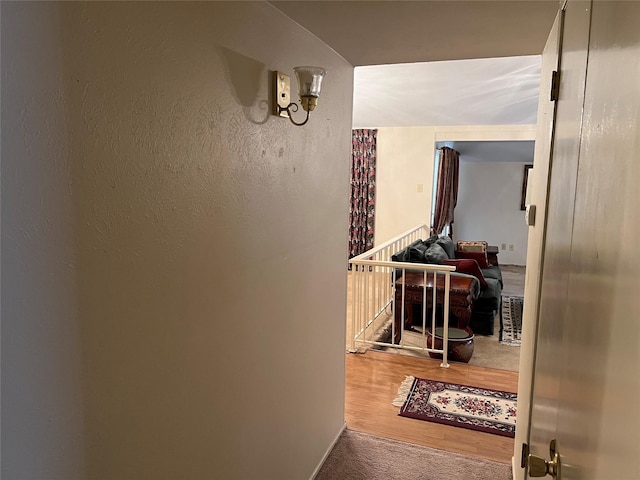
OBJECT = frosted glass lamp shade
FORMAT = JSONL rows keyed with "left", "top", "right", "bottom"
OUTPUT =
{"left": 294, "top": 66, "right": 327, "bottom": 99}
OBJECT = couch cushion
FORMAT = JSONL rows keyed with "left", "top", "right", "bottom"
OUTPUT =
{"left": 475, "top": 277, "right": 502, "bottom": 310}
{"left": 456, "top": 240, "right": 488, "bottom": 253}
{"left": 408, "top": 243, "right": 430, "bottom": 262}
{"left": 481, "top": 265, "right": 503, "bottom": 287}
{"left": 444, "top": 259, "right": 488, "bottom": 288}
{"left": 435, "top": 236, "right": 456, "bottom": 259}
{"left": 455, "top": 250, "right": 490, "bottom": 268}
{"left": 424, "top": 235, "right": 439, "bottom": 247}
{"left": 424, "top": 243, "right": 448, "bottom": 264}
{"left": 391, "top": 239, "right": 423, "bottom": 262}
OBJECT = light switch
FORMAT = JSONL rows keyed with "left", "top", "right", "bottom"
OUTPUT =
{"left": 417, "top": 184, "right": 423, "bottom": 193}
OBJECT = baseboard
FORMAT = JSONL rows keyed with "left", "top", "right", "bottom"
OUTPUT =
{"left": 309, "top": 422, "right": 346, "bottom": 480}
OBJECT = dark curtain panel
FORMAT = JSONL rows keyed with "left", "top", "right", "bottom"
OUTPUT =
{"left": 431, "top": 147, "right": 460, "bottom": 236}
{"left": 349, "top": 129, "right": 377, "bottom": 259}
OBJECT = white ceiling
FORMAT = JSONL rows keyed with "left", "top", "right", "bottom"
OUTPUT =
{"left": 270, "top": 1, "right": 558, "bottom": 66}
{"left": 353, "top": 55, "right": 542, "bottom": 128}
{"left": 270, "top": 1, "right": 553, "bottom": 162}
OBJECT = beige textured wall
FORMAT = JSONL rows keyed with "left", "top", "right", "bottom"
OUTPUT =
{"left": 374, "top": 125, "right": 535, "bottom": 246}
{"left": 1, "top": 2, "right": 353, "bottom": 479}
{"left": 1, "top": 4, "right": 87, "bottom": 479}
{"left": 374, "top": 127, "right": 436, "bottom": 244}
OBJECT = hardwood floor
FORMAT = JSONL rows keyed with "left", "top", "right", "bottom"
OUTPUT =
{"left": 345, "top": 350, "right": 519, "bottom": 464}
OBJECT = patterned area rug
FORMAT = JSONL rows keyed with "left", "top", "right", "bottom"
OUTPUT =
{"left": 500, "top": 295, "right": 524, "bottom": 346}
{"left": 393, "top": 376, "right": 517, "bottom": 437}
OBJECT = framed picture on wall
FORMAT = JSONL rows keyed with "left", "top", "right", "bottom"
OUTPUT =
{"left": 521, "top": 164, "right": 533, "bottom": 210}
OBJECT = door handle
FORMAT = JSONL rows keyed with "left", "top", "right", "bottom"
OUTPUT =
{"left": 528, "top": 439, "right": 561, "bottom": 478}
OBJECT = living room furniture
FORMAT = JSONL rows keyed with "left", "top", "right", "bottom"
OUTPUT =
{"left": 391, "top": 236, "right": 503, "bottom": 336}
{"left": 393, "top": 272, "right": 479, "bottom": 344}
{"left": 487, "top": 245, "right": 499, "bottom": 266}
{"left": 426, "top": 326, "right": 475, "bottom": 363}
{"left": 348, "top": 224, "right": 501, "bottom": 363}
{"left": 456, "top": 241, "right": 503, "bottom": 335}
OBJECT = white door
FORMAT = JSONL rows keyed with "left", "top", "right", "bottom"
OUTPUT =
{"left": 521, "top": 1, "right": 640, "bottom": 478}
{"left": 512, "top": 7, "right": 563, "bottom": 478}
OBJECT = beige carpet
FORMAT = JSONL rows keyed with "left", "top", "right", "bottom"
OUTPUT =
{"left": 346, "top": 265, "right": 525, "bottom": 372}
{"left": 316, "top": 429, "right": 512, "bottom": 480}
{"left": 353, "top": 315, "right": 521, "bottom": 371}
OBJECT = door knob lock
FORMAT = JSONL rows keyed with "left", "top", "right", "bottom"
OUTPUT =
{"left": 528, "top": 439, "right": 561, "bottom": 478}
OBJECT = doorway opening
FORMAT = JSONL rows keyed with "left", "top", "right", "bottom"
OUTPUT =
{"left": 345, "top": 54, "right": 542, "bottom": 457}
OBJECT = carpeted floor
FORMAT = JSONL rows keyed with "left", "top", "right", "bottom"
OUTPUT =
{"left": 315, "top": 429, "right": 512, "bottom": 480}
{"left": 500, "top": 265, "right": 526, "bottom": 297}
{"left": 368, "top": 315, "right": 521, "bottom": 371}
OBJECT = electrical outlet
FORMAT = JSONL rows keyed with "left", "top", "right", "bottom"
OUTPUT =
{"left": 417, "top": 183, "right": 423, "bottom": 193}
{"left": 501, "top": 243, "right": 506, "bottom": 250}
{"left": 509, "top": 244, "right": 514, "bottom": 251}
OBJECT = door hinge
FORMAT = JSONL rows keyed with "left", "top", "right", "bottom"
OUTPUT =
{"left": 521, "top": 442, "right": 530, "bottom": 468}
{"left": 550, "top": 70, "right": 560, "bottom": 101}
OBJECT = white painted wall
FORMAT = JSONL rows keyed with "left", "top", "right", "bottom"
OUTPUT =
{"left": 374, "top": 125, "right": 535, "bottom": 247}
{"left": 374, "top": 128, "right": 436, "bottom": 244}
{"left": 455, "top": 162, "right": 530, "bottom": 265}
{"left": 1, "top": 3, "right": 352, "bottom": 479}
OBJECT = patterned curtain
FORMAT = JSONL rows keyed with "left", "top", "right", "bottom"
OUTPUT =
{"left": 349, "top": 129, "right": 377, "bottom": 260}
{"left": 431, "top": 147, "right": 460, "bottom": 236}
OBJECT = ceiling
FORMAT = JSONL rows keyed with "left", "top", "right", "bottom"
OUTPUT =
{"left": 270, "top": 1, "right": 555, "bottom": 162}
{"left": 270, "top": 1, "right": 558, "bottom": 67}
{"left": 353, "top": 55, "right": 542, "bottom": 128}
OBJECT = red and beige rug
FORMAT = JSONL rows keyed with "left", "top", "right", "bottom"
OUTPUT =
{"left": 393, "top": 376, "right": 517, "bottom": 437}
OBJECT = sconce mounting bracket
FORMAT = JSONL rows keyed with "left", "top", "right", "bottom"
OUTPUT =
{"left": 273, "top": 71, "right": 291, "bottom": 118}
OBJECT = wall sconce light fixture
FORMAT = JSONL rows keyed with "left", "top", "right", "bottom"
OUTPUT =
{"left": 273, "top": 66, "right": 327, "bottom": 126}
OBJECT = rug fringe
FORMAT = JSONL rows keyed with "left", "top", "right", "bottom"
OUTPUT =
{"left": 392, "top": 375, "right": 416, "bottom": 407}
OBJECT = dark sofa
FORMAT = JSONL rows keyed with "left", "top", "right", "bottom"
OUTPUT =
{"left": 391, "top": 236, "right": 502, "bottom": 335}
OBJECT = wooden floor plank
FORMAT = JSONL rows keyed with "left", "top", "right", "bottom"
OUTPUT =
{"left": 345, "top": 350, "right": 519, "bottom": 464}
